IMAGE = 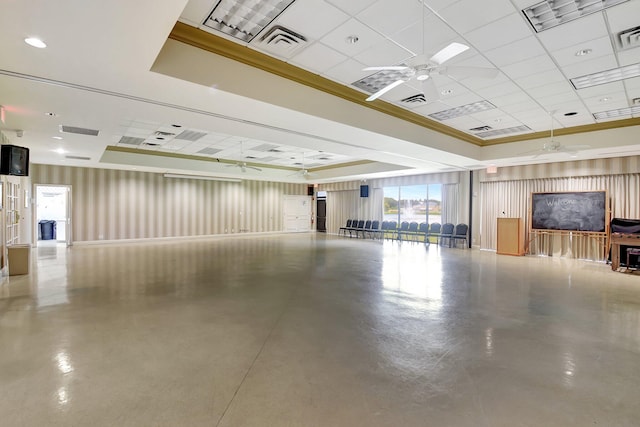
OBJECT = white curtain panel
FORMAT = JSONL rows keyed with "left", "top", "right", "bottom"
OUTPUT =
{"left": 480, "top": 174, "right": 640, "bottom": 261}
{"left": 441, "top": 183, "right": 459, "bottom": 225}
{"left": 326, "top": 190, "right": 359, "bottom": 234}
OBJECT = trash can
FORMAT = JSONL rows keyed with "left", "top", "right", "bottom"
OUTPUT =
{"left": 39, "top": 220, "right": 57, "bottom": 240}
{"left": 8, "top": 244, "right": 31, "bottom": 275}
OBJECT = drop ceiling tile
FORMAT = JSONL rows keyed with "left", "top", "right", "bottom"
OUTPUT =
{"left": 179, "top": 0, "right": 213, "bottom": 25}
{"left": 276, "top": 0, "right": 349, "bottom": 40}
{"left": 500, "top": 54, "right": 558, "bottom": 79}
{"left": 474, "top": 81, "right": 521, "bottom": 98}
{"left": 583, "top": 93, "right": 630, "bottom": 110}
{"left": 423, "top": 0, "right": 460, "bottom": 12}
{"left": 470, "top": 108, "right": 510, "bottom": 122}
{"left": 325, "top": 0, "right": 377, "bottom": 16}
{"left": 536, "top": 95, "right": 582, "bottom": 112}
{"left": 574, "top": 81, "right": 626, "bottom": 99}
{"left": 391, "top": 13, "right": 458, "bottom": 57}
{"left": 484, "top": 36, "right": 546, "bottom": 67}
{"left": 413, "top": 100, "right": 453, "bottom": 115}
{"left": 536, "top": 12, "right": 608, "bottom": 51}
{"left": 440, "top": 115, "right": 485, "bottom": 129}
{"left": 442, "top": 92, "right": 485, "bottom": 107}
{"left": 319, "top": 18, "right": 386, "bottom": 57}
{"left": 438, "top": 0, "right": 515, "bottom": 33}
{"left": 600, "top": 0, "right": 640, "bottom": 33}
{"left": 459, "top": 71, "right": 509, "bottom": 91}
{"left": 550, "top": 36, "right": 615, "bottom": 67}
{"left": 516, "top": 69, "right": 566, "bottom": 90}
{"left": 353, "top": 39, "right": 414, "bottom": 68}
{"left": 357, "top": 0, "right": 421, "bottom": 36}
{"left": 555, "top": 115, "right": 595, "bottom": 127}
{"left": 617, "top": 50, "right": 640, "bottom": 67}
{"left": 290, "top": 43, "right": 347, "bottom": 73}
{"left": 464, "top": 13, "right": 533, "bottom": 52}
{"left": 526, "top": 81, "right": 576, "bottom": 98}
{"left": 489, "top": 93, "right": 536, "bottom": 109}
{"left": 323, "top": 58, "right": 368, "bottom": 85}
{"left": 561, "top": 54, "right": 619, "bottom": 79}
{"left": 625, "top": 77, "right": 640, "bottom": 91}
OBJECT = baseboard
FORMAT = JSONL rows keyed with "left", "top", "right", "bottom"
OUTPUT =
{"left": 73, "top": 230, "right": 305, "bottom": 246}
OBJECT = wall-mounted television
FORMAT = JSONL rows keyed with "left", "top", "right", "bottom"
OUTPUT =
{"left": 0, "top": 145, "right": 30, "bottom": 176}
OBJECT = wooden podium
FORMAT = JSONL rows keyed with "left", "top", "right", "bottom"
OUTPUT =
{"left": 497, "top": 218, "right": 525, "bottom": 256}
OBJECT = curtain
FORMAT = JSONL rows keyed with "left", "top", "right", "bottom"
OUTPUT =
{"left": 441, "top": 183, "right": 459, "bottom": 224}
{"left": 480, "top": 174, "right": 640, "bottom": 260}
{"left": 326, "top": 188, "right": 384, "bottom": 234}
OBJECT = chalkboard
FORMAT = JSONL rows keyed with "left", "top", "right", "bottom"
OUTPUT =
{"left": 531, "top": 191, "right": 607, "bottom": 232}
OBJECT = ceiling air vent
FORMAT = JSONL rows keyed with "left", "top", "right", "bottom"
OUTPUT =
{"left": 143, "top": 142, "right": 160, "bottom": 147}
{"left": 254, "top": 25, "right": 307, "bottom": 56}
{"left": 470, "top": 125, "right": 492, "bottom": 132}
{"left": 154, "top": 131, "right": 175, "bottom": 137}
{"left": 401, "top": 94, "right": 427, "bottom": 104}
{"left": 268, "top": 148, "right": 283, "bottom": 153}
{"left": 118, "top": 136, "right": 145, "bottom": 145}
{"left": 245, "top": 155, "right": 257, "bottom": 159}
{"left": 65, "top": 155, "right": 91, "bottom": 160}
{"left": 197, "top": 147, "right": 222, "bottom": 155}
{"left": 175, "top": 130, "right": 207, "bottom": 141}
{"left": 60, "top": 125, "right": 99, "bottom": 136}
{"left": 616, "top": 26, "right": 640, "bottom": 51}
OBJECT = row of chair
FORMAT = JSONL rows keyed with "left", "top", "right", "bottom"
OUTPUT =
{"left": 339, "top": 219, "right": 469, "bottom": 248}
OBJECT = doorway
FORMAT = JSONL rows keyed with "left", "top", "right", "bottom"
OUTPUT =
{"left": 35, "top": 185, "right": 72, "bottom": 246}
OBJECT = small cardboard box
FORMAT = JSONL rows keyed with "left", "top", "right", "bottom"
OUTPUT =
{"left": 8, "top": 244, "right": 31, "bottom": 276}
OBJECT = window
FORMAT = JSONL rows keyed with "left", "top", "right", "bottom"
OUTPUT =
{"left": 383, "top": 183, "right": 442, "bottom": 224}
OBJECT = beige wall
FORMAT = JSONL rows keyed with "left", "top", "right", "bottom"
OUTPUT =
{"left": 31, "top": 164, "right": 306, "bottom": 243}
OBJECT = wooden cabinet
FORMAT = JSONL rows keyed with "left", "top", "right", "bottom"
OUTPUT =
{"left": 497, "top": 217, "right": 525, "bottom": 256}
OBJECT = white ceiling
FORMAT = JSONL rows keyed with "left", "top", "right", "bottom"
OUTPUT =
{"left": 1, "top": 0, "right": 640, "bottom": 183}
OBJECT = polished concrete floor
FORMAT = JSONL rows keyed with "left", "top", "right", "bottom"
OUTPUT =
{"left": 1, "top": 233, "right": 639, "bottom": 426}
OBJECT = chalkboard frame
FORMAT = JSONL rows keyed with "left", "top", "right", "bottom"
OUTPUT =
{"left": 529, "top": 191, "right": 608, "bottom": 234}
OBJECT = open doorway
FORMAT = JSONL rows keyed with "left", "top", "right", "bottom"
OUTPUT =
{"left": 35, "top": 185, "right": 72, "bottom": 246}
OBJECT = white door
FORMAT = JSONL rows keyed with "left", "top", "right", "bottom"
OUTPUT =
{"left": 283, "top": 195, "right": 312, "bottom": 232}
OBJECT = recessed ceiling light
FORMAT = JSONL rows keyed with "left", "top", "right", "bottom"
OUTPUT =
{"left": 429, "top": 100, "right": 496, "bottom": 121}
{"left": 441, "top": 89, "right": 453, "bottom": 95}
{"left": 25, "top": 37, "right": 47, "bottom": 48}
{"left": 564, "top": 112, "right": 578, "bottom": 116}
{"left": 55, "top": 148, "right": 66, "bottom": 154}
{"left": 202, "top": 0, "right": 296, "bottom": 42}
{"left": 571, "top": 62, "right": 640, "bottom": 89}
{"left": 494, "top": 118, "right": 502, "bottom": 123}
{"left": 522, "top": 0, "right": 629, "bottom": 33}
{"left": 52, "top": 136, "right": 63, "bottom": 140}
{"left": 593, "top": 105, "right": 640, "bottom": 120}
{"left": 346, "top": 35, "right": 359, "bottom": 44}
{"left": 575, "top": 49, "right": 592, "bottom": 56}
{"left": 45, "top": 112, "right": 57, "bottom": 117}
{"left": 599, "top": 97, "right": 612, "bottom": 102}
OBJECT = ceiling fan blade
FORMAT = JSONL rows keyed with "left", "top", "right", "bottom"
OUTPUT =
{"left": 421, "top": 78, "right": 439, "bottom": 101}
{"left": 429, "top": 42, "right": 469, "bottom": 65}
{"left": 363, "top": 66, "right": 409, "bottom": 71}
{"left": 444, "top": 66, "right": 499, "bottom": 79}
{"left": 365, "top": 79, "right": 405, "bottom": 101}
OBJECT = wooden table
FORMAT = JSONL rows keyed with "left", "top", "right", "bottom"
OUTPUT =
{"left": 610, "top": 233, "right": 640, "bottom": 271}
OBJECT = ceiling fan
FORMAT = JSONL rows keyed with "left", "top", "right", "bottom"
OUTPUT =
{"left": 363, "top": 42, "right": 498, "bottom": 102}
{"left": 522, "top": 112, "right": 590, "bottom": 158}
{"left": 362, "top": 1, "right": 498, "bottom": 102}
{"left": 225, "top": 142, "right": 262, "bottom": 172}
{"left": 289, "top": 153, "right": 316, "bottom": 179}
